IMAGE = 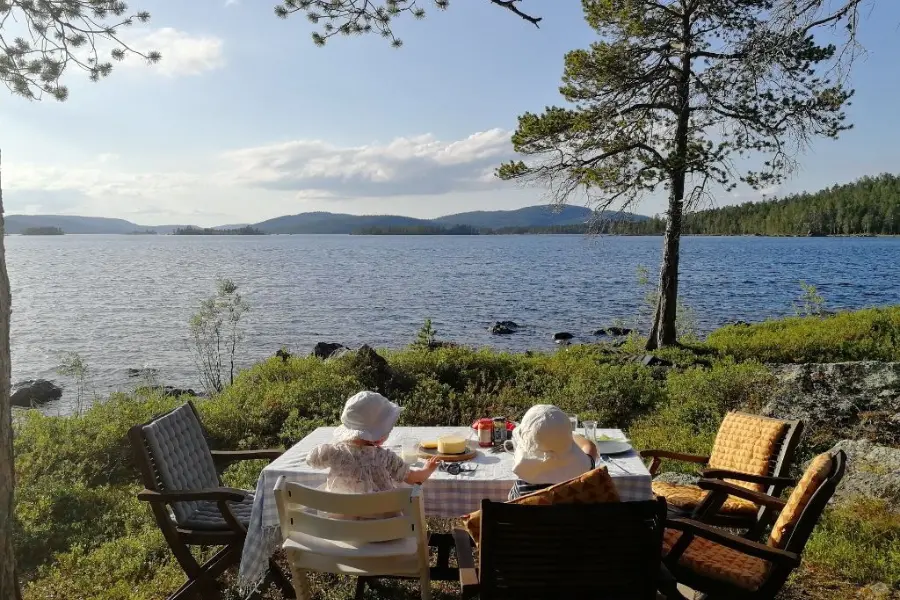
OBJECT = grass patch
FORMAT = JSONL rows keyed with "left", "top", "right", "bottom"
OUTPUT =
{"left": 707, "top": 306, "right": 900, "bottom": 363}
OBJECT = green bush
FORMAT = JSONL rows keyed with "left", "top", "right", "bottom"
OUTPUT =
{"left": 707, "top": 306, "right": 900, "bottom": 363}
{"left": 14, "top": 307, "right": 900, "bottom": 598}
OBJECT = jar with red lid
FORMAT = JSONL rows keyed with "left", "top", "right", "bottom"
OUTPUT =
{"left": 474, "top": 418, "right": 494, "bottom": 447}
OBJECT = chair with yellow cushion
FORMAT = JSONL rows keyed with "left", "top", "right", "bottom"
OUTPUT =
{"left": 662, "top": 450, "right": 846, "bottom": 599}
{"left": 642, "top": 412, "right": 804, "bottom": 534}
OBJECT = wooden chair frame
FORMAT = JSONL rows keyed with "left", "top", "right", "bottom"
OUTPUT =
{"left": 129, "top": 401, "right": 293, "bottom": 600}
{"left": 663, "top": 450, "right": 846, "bottom": 600}
{"left": 453, "top": 498, "right": 671, "bottom": 600}
{"left": 642, "top": 414, "right": 804, "bottom": 534}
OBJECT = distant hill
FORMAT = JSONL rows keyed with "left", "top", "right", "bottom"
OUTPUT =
{"left": 6, "top": 215, "right": 143, "bottom": 234}
{"left": 6, "top": 204, "right": 651, "bottom": 235}
{"left": 254, "top": 212, "right": 433, "bottom": 234}
{"left": 4, "top": 215, "right": 195, "bottom": 235}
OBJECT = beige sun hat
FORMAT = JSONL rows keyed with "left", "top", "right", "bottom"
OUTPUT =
{"left": 511, "top": 404, "right": 592, "bottom": 485}
{"left": 333, "top": 391, "right": 403, "bottom": 443}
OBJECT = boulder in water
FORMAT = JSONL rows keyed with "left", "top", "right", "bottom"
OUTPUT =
{"left": 553, "top": 332, "right": 574, "bottom": 342}
{"left": 606, "top": 327, "right": 632, "bottom": 336}
{"left": 11, "top": 379, "right": 62, "bottom": 407}
{"left": 490, "top": 323, "right": 516, "bottom": 335}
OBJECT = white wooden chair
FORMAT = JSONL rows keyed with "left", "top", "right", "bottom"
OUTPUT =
{"left": 274, "top": 476, "right": 431, "bottom": 600}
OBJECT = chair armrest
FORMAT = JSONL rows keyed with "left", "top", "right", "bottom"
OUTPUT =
{"left": 666, "top": 518, "right": 800, "bottom": 568}
{"left": 452, "top": 528, "right": 480, "bottom": 592}
{"left": 640, "top": 450, "right": 710, "bottom": 476}
{"left": 696, "top": 479, "right": 787, "bottom": 510}
{"left": 210, "top": 449, "right": 284, "bottom": 466}
{"left": 702, "top": 469, "right": 796, "bottom": 488}
{"left": 137, "top": 487, "right": 249, "bottom": 503}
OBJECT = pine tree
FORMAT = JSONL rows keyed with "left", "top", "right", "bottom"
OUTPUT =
{"left": 495, "top": 0, "right": 851, "bottom": 349}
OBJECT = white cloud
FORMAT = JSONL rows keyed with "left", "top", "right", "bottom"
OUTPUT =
{"left": 3, "top": 129, "right": 520, "bottom": 222}
{"left": 221, "top": 129, "right": 515, "bottom": 197}
{"left": 123, "top": 28, "right": 225, "bottom": 77}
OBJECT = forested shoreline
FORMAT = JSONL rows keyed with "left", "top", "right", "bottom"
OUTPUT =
{"left": 353, "top": 174, "right": 899, "bottom": 236}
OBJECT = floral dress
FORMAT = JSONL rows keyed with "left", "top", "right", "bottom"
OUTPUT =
{"left": 307, "top": 442, "right": 411, "bottom": 494}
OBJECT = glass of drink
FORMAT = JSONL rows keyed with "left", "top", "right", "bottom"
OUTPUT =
{"left": 582, "top": 420, "right": 597, "bottom": 442}
{"left": 402, "top": 438, "right": 420, "bottom": 465}
{"left": 568, "top": 414, "right": 579, "bottom": 431}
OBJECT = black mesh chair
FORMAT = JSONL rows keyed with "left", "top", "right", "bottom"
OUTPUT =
{"left": 453, "top": 497, "right": 673, "bottom": 599}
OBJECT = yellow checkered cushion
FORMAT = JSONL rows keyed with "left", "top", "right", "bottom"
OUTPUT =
{"left": 463, "top": 467, "right": 620, "bottom": 542}
{"left": 707, "top": 413, "right": 789, "bottom": 492}
{"left": 652, "top": 481, "right": 759, "bottom": 515}
{"left": 663, "top": 529, "right": 770, "bottom": 591}
{"left": 768, "top": 452, "right": 833, "bottom": 549}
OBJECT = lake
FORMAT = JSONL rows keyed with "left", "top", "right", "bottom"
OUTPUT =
{"left": 7, "top": 234, "right": 900, "bottom": 412}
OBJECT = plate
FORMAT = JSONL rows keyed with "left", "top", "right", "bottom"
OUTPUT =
{"left": 594, "top": 440, "right": 632, "bottom": 455}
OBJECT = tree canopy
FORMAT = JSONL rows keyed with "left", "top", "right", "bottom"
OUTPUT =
{"left": 0, "top": 0, "right": 160, "bottom": 101}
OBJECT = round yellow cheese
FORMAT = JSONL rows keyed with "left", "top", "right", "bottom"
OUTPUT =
{"left": 437, "top": 435, "right": 467, "bottom": 455}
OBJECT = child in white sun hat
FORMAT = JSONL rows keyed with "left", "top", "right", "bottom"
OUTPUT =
{"left": 307, "top": 390, "right": 441, "bottom": 494}
{"left": 508, "top": 404, "right": 599, "bottom": 500}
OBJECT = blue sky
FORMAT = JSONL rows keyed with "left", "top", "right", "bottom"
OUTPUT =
{"left": 2, "top": 0, "right": 899, "bottom": 226}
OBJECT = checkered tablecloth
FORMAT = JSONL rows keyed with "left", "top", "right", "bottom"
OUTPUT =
{"left": 237, "top": 426, "right": 652, "bottom": 591}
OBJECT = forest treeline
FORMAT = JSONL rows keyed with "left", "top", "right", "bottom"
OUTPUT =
{"left": 355, "top": 174, "right": 899, "bottom": 236}
{"left": 683, "top": 173, "right": 900, "bottom": 235}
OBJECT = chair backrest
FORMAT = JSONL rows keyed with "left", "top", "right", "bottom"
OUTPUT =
{"left": 707, "top": 412, "right": 800, "bottom": 492}
{"left": 478, "top": 498, "right": 667, "bottom": 600}
{"left": 129, "top": 402, "right": 220, "bottom": 524}
{"left": 274, "top": 478, "right": 426, "bottom": 545}
{"left": 768, "top": 450, "right": 845, "bottom": 551}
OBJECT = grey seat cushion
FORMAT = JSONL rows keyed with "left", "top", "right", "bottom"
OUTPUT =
{"left": 180, "top": 493, "right": 255, "bottom": 530}
{"left": 142, "top": 403, "right": 220, "bottom": 525}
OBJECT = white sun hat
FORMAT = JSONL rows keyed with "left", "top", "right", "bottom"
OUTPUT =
{"left": 511, "top": 404, "right": 592, "bottom": 485}
{"left": 333, "top": 391, "right": 403, "bottom": 443}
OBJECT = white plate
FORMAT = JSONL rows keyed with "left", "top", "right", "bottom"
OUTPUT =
{"left": 595, "top": 440, "right": 632, "bottom": 455}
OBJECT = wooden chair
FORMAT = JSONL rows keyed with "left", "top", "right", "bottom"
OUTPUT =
{"left": 129, "top": 401, "right": 293, "bottom": 600}
{"left": 452, "top": 498, "right": 669, "bottom": 599}
{"left": 663, "top": 450, "right": 846, "bottom": 599}
{"left": 642, "top": 412, "right": 804, "bottom": 535}
{"left": 274, "top": 477, "right": 432, "bottom": 600}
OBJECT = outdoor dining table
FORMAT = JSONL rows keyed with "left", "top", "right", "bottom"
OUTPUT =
{"left": 237, "top": 425, "right": 653, "bottom": 591}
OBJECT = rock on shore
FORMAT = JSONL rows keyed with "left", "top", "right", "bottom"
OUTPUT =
{"left": 12, "top": 379, "right": 62, "bottom": 407}
{"left": 765, "top": 362, "right": 900, "bottom": 446}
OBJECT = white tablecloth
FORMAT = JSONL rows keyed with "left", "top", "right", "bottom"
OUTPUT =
{"left": 238, "top": 426, "right": 652, "bottom": 591}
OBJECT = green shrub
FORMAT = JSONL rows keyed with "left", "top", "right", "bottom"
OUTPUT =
{"left": 14, "top": 307, "right": 900, "bottom": 599}
{"left": 23, "top": 527, "right": 184, "bottom": 600}
{"left": 707, "top": 306, "right": 900, "bottom": 363}
{"left": 804, "top": 498, "right": 900, "bottom": 586}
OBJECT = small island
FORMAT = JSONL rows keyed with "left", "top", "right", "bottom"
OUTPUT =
{"left": 21, "top": 226, "right": 64, "bottom": 236}
{"left": 173, "top": 226, "right": 266, "bottom": 236}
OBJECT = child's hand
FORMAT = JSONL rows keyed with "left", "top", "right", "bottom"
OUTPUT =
{"left": 404, "top": 456, "right": 442, "bottom": 485}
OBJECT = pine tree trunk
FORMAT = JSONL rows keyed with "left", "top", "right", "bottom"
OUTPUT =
{"left": 0, "top": 151, "right": 20, "bottom": 600}
{"left": 646, "top": 8, "right": 691, "bottom": 351}
{"left": 646, "top": 189, "right": 683, "bottom": 350}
